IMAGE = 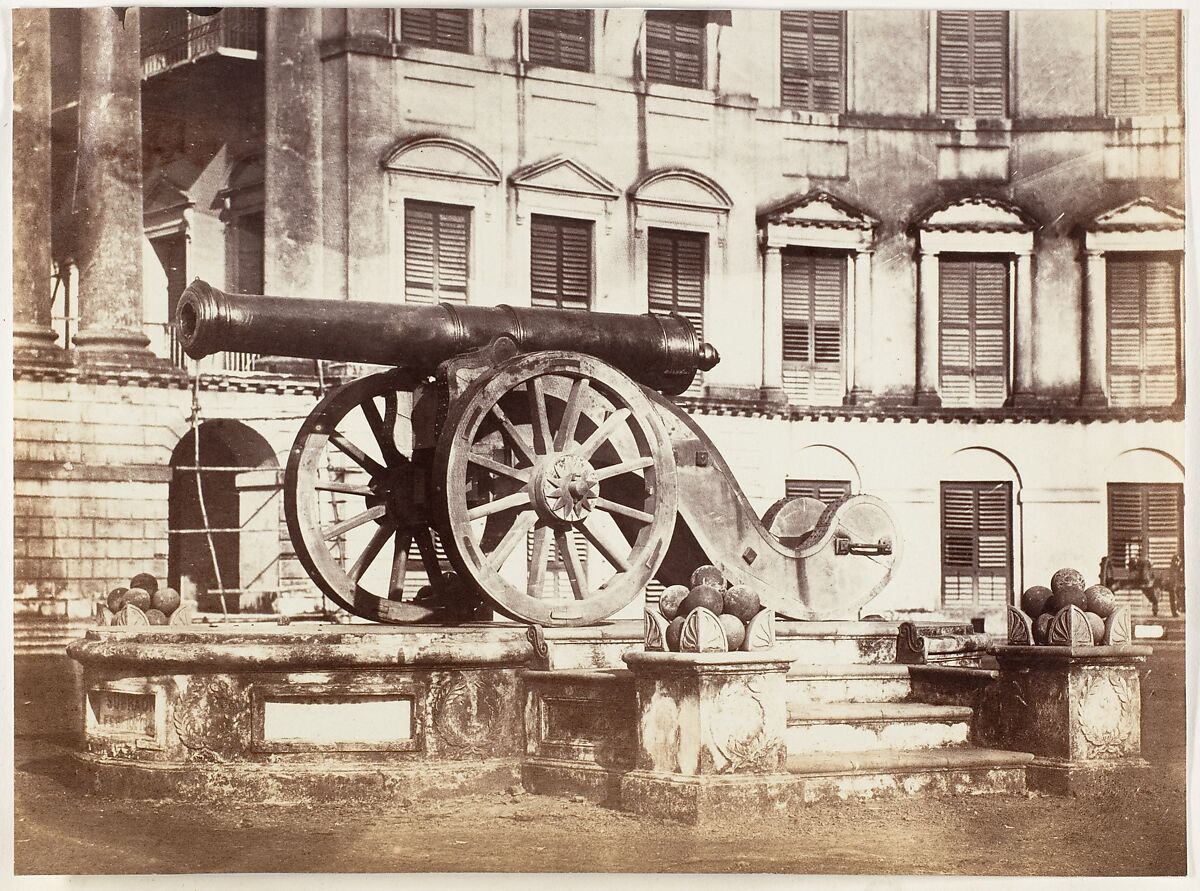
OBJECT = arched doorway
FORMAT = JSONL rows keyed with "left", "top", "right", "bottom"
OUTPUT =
{"left": 169, "top": 420, "right": 279, "bottom": 613}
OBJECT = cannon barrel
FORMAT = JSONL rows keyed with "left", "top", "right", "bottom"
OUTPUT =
{"left": 175, "top": 280, "right": 720, "bottom": 395}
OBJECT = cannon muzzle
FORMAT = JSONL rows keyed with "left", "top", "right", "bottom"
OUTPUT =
{"left": 176, "top": 280, "right": 719, "bottom": 395}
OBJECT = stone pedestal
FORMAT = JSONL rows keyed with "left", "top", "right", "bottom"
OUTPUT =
{"left": 620, "top": 650, "right": 794, "bottom": 823}
{"left": 976, "top": 645, "right": 1152, "bottom": 795}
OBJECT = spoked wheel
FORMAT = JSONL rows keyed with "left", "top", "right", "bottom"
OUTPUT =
{"left": 435, "top": 352, "right": 678, "bottom": 626}
{"left": 285, "top": 369, "right": 456, "bottom": 623}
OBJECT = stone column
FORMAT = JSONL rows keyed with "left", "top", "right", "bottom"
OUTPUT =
{"left": 1011, "top": 250, "right": 1036, "bottom": 405}
{"left": 1080, "top": 249, "right": 1108, "bottom": 407}
{"left": 847, "top": 249, "right": 874, "bottom": 404}
{"left": 72, "top": 7, "right": 153, "bottom": 362}
{"left": 915, "top": 249, "right": 941, "bottom": 406}
{"left": 12, "top": 9, "right": 64, "bottom": 361}
{"left": 760, "top": 241, "right": 786, "bottom": 401}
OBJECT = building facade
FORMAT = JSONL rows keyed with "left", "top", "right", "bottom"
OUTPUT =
{"left": 13, "top": 8, "right": 1186, "bottom": 642}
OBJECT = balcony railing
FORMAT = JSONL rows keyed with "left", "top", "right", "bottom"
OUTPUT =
{"left": 141, "top": 9, "right": 264, "bottom": 79}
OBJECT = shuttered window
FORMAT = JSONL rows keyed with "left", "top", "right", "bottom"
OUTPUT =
{"left": 941, "top": 482, "right": 1012, "bottom": 607}
{"left": 400, "top": 9, "right": 471, "bottom": 53}
{"left": 1108, "top": 10, "right": 1180, "bottom": 115}
{"left": 936, "top": 11, "right": 1008, "bottom": 117}
{"left": 528, "top": 9, "right": 591, "bottom": 72}
{"left": 531, "top": 215, "right": 592, "bottom": 311}
{"left": 782, "top": 249, "right": 845, "bottom": 405}
{"left": 780, "top": 11, "right": 845, "bottom": 112}
{"left": 404, "top": 201, "right": 469, "bottom": 304}
{"left": 645, "top": 11, "right": 706, "bottom": 88}
{"left": 939, "top": 256, "right": 1008, "bottom": 408}
{"left": 1107, "top": 253, "right": 1180, "bottom": 406}
{"left": 786, "top": 479, "right": 851, "bottom": 504}
{"left": 648, "top": 229, "right": 705, "bottom": 340}
{"left": 231, "top": 210, "right": 264, "bottom": 295}
{"left": 1108, "top": 483, "right": 1183, "bottom": 568}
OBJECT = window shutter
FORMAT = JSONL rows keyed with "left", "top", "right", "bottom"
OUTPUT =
{"left": 942, "top": 482, "right": 1012, "bottom": 606}
{"left": 1108, "top": 11, "right": 1180, "bottom": 115}
{"left": 646, "top": 11, "right": 706, "bottom": 88}
{"left": 402, "top": 9, "right": 471, "bottom": 52}
{"left": 785, "top": 479, "right": 851, "bottom": 504}
{"left": 233, "top": 211, "right": 264, "bottom": 295}
{"left": 939, "top": 257, "right": 1008, "bottom": 408}
{"left": 1108, "top": 254, "right": 1179, "bottom": 406}
{"left": 782, "top": 249, "right": 845, "bottom": 405}
{"left": 531, "top": 215, "right": 592, "bottom": 311}
{"left": 405, "top": 201, "right": 469, "bottom": 304}
{"left": 1109, "top": 483, "right": 1183, "bottom": 568}
{"left": 528, "top": 9, "right": 591, "bottom": 71}
{"left": 648, "top": 229, "right": 705, "bottom": 340}
{"left": 780, "top": 11, "right": 845, "bottom": 113}
{"left": 937, "top": 11, "right": 1008, "bottom": 117}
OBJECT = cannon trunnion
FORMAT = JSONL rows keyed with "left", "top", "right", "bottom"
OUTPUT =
{"left": 174, "top": 281, "right": 900, "bottom": 626}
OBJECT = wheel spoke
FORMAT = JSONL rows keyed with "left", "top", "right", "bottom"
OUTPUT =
{"left": 593, "top": 497, "right": 654, "bottom": 525}
{"left": 578, "top": 515, "right": 632, "bottom": 572}
{"left": 486, "top": 511, "right": 538, "bottom": 570}
{"left": 491, "top": 404, "right": 537, "bottom": 465}
{"left": 361, "top": 397, "right": 402, "bottom": 464}
{"left": 553, "top": 377, "right": 590, "bottom": 450}
{"left": 389, "top": 529, "right": 412, "bottom": 600}
{"left": 576, "top": 408, "right": 631, "bottom": 460}
{"left": 322, "top": 504, "right": 388, "bottom": 541}
{"left": 329, "top": 432, "right": 385, "bottom": 477}
{"left": 591, "top": 456, "right": 655, "bottom": 482}
{"left": 349, "top": 521, "right": 394, "bottom": 581}
{"left": 468, "top": 452, "right": 532, "bottom": 483}
{"left": 314, "top": 481, "right": 373, "bottom": 496}
{"left": 414, "top": 528, "right": 443, "bottom": 582}
{"left": 528, "top": 376, "right": 553, "bottom": 454}
{"left": 555, "top": 528, "right": 588, "bottom": 600}
{"left": 527, "top": 525, "right": 551, "bottom": 597}
{"left": 467, "top": 491, "right": 531, "bottom": 521}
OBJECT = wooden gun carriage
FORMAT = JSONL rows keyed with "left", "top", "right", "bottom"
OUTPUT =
{"left": 175, "top": 281, "right": 901, "bottom": 627}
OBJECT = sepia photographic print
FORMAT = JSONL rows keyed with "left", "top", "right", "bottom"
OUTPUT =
{"left": 6, "top": 2, "right": 1195, "bottom": 883}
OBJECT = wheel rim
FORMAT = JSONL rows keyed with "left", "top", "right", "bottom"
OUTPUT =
{"left": 284, "top": 370, "right": 452, "bottom": 623}
{"left": 436, "top": 352, "right": 677, "bottom": 626}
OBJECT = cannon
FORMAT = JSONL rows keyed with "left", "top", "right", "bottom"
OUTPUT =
{"left": 176, "top": 280, "right": 901, "bottom": 626}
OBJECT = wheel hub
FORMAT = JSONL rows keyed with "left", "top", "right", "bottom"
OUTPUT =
{"left": 533, "top": 453, "right": 598, "bottom": 522}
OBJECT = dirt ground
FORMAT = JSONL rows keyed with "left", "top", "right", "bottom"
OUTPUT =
{"left": 12, "top": 642, "right": 1190, "bottom": 878}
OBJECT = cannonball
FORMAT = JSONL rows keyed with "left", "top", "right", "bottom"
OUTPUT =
{"left": 152, "top": 587, "right": 181, "bottom": 615}
{"left": 689, "top": 565, "right": 726, "bottom": 590}
{"left": 722, "top": 585, "right": 761, "bottom": 624}
{"left": 681, "top": 584, "right": 724, "bottom": 616}
{"left": 1084, "top": 611, "right": 1105, "bottom": 644}
{"left": 106, "top": 587, "right": 129, "bottom": 613}
{"left": 1034, "top": 613, "right": 1054, "bottom": 645}
{"left": 1050, "top": 568, "right": 1086, "bottom": 596}
{"left": 1020, "top": 585, "right": 1053, "bottom": 618}
{"left": 665, "top": 616, "right": 686, "bottom": 652}
{"left": 123, "top": 587, "right": 152, "bottom": 612}
{"left": 1084, "top": 585, "right": 1118, "bottom": 619}
{"left": 658, "top": 585, "right": 690, "bottom": 621}
{"left": 128, "top": 572, "right": 160, "bottom": 596}
{"left": 1045, "top": 586, "right": 1087, "bottom": 616}
{"left": 145, "top": 609, "right": 169, "bottom": 626}
{"left": 718, "top": 613, "right": 746, "bottom": 651}
{"left": 414, "top": 585, "right": 435, "bottom": 601}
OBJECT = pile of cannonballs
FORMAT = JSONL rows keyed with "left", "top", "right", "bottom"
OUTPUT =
{"left": 1010, "top": 567, "right": 1131, "bottom": 647}
{"left": 98, "top": 572, "right": 192, "bottom": 627}
{"left": 644, "top": 564, "right": 775, "bottom": 653}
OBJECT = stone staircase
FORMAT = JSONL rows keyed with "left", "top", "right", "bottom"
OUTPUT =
{"left": 523, "top": 620, "right": 1034, "bottom": 808}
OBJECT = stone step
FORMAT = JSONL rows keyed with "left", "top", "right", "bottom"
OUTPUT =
{"left": 786, "top": 663, "right": 913, "bottom": 703}
{"left": 786, "top": 701, "right": 973, "bottom": 753}
{"left": 784, "top": 746, "right": 1032, "bottom": 803}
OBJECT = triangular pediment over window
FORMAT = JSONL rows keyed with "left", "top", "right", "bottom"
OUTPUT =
{"left": 759, "top": 189, "right": 875, "bottom": 231}
{"left": 920, "top": 196, "right": 1035, "bottom": 233}
{"left": 1087, "top": 197, "right": 1184, "bottom": 233}
{"left": 510, "top": 156, "right": 619, "bottom": 200}
{"left": 143, "top": 171, "right": 194, "bottom": 216}
{"left": 383, "top": 135, "right": 501, "bottom": 185}
{"left": 632, "top": 168, "right": 732, "bottom": 212}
